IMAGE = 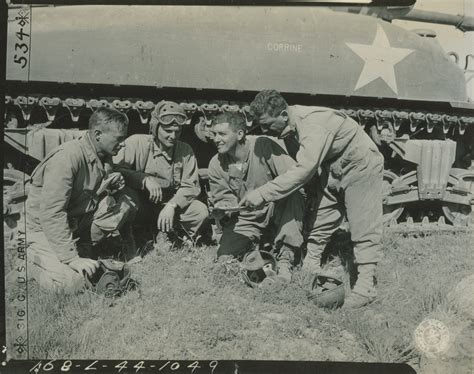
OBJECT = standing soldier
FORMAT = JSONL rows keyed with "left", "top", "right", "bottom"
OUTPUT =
{"left": 114, "top": 101, "right": 209, "bottom": 245}
{"left": 240, "top": 90, "right": 384, "bottom": 308}
{"left": 26, "top": 107, "right": 135, "bottom": 293}
{"left": 208, "top": 111, "right": 304, "bottom": 282}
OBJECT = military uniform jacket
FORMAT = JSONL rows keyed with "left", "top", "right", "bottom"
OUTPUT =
{"left": 113, "top": 134, "right": 201, "bottom": 209}
{"left": 258, "top": 105, "right": 379, "bottom": 202}
{"left": 208, "top": 135, "right": 297, "bottom": 217}
{"left": 26, "top": 132, "right": 112, "bottom": 263}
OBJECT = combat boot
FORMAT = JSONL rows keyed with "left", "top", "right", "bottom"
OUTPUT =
{"left": 301, "top": 244, "right": 324, "bottom": 275}
{"left": 302, "top": 258, "right": 322, "bottom": 274}
{"left": 277, "top": 246, "right": 295, "bottom": 283}
{"left": 277, "top": 259, "right": 292, "bottom": 283}
{"left": 299, "top": 254, "right": 320, "bottom": 290}
{"left": 342, "top": 263, "right": 377, "bottom": 310}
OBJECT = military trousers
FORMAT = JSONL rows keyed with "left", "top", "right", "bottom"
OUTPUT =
{"left": 217, "top": 191, "right": 304, "bottom": 261}
{"left": 26, "top": 192, "right": 136, "bottom": 293}
{"left": 26, "top": 231, "right": 85, "bottom": 294}
{"left": 123, "top": 187, "right": 209, "bottom": 238}
{"left": 303, "top": 136, "right": 384, "bottom": 273}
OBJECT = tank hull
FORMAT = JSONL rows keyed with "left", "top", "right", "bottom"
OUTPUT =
{"left": 6, "top": 6, "right": 468, "bottom": 103}
{"left": 4, "top": 5, "right": 474, "bottom": 231}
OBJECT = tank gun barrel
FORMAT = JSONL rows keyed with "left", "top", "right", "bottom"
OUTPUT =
{"left": 400, "top": 9, "right": 474, "bottom": 32}
{"left": 330, "top": 6, "right": 473, "bottom": 32}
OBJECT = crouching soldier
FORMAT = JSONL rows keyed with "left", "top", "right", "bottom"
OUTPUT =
{"left": 208, "top": 112, "right": 304, "bottom": 282}
{"left": 240, "top": 90, "right": 384, "bottom": 309}
{"left": 25, "top": 107, "right": 136, "bottom": 293}
{"left": 114, "top": 101, "right": 209, "bottom": 245}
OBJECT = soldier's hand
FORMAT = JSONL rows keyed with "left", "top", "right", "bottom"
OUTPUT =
{"left": 98, "top": 172, "right": 125, "bottom": 196}
{"left": 69, "top": 258, "right": 99, "bottom": 278}
{"left": 107, "top": 172, "right": 125, "bottom": 192}
{"left": 144, "top": 176, "right": 162, "bottom": 204}
{"left": 157, "top": 203, "right": 176, "bottom": 232}
{"left": 239, "top": 189, "right": 265, "bottom": 210}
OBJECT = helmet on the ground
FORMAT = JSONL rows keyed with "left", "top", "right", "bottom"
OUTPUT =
{"left": 241, "top": 250, "right": 278, "bottom": 288}
{"left": 307, "top": 275, "right": 345, "bottom": 308}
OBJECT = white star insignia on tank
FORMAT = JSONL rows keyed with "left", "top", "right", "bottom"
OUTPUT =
{"left": 346, "top": 24, "right": 415, "bottom": 94}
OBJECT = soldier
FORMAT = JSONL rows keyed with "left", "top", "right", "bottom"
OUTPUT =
{"left": 240, "top": 90, "right": 384, "bottom": 308}
{"left": 114, "top": 101, "right": 209, "bottom": 244}
{"left": 26, "top": 107, "right": 135, "bottom": 293}
{"left": 208, "top": 111, "right": 304, "bottom": 282}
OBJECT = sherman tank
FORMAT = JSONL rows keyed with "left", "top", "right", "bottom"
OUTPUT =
{"left": 4, "top": 4, "right": 474, "bottom": 237}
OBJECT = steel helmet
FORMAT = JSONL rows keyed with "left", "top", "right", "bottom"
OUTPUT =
{"left": 307, "top": 275, "right": 345, "bottom": 309}
{"left": 240, "top": 250, "right": 278, "bottom": 288}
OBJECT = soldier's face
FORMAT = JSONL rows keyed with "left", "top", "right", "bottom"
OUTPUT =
{"left": 96, "top": 123, "right": 128, "bottom": 156}
{"left": 212, "top": 122, "right": 243, "bottom": 154}
{"left": 258, "top": 111, "right": 288, "bottom": 135}
{"left": 156, "top": 124, "right": 182, "bottom": 150}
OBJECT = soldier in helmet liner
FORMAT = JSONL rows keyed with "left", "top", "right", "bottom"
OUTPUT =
{"left": 114, "top": 101, "right": 209, "bottom": 248}
{"left": 240, "top": 90, "right": 384, "bottom": 309}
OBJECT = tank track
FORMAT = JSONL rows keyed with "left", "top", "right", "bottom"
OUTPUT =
{"left": 4, "top": 95, "right": 474, "bottom": 235}
{"left": 5, "top": 95, "right": 474, "bottom": 134}
{"left": 386, "top": 217, "right": 472, "bottom": 236}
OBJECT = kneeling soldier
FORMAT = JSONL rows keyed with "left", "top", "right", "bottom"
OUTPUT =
{"left": 26, "top": 107, "right": 136, "bottom": 293}
{"left": 208, "top": 111, "right": 304, "bottom": 282}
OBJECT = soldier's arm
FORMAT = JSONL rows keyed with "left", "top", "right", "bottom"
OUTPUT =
{"left": 259, "top": 137, "right": 297, "bottom": 177}
{"left": 113, "top": 135, "right": 149, "bottom": 190}
{"left": 40, "top": 151, "right": 80, "bottom": 263}
{"left": 258, "top": 120, "right": 335, "bottom": 202}
{"left": 168, "top": 145, "right": 201, "bottom": 209}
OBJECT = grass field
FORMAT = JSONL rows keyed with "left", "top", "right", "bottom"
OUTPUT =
{"left": 4, "top": 229, "right": 474, "bottom": 373}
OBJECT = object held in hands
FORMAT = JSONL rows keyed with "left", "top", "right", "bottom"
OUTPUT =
{"left": 97, "top": 172, "right": 124, "bottom": 196}
{"left": 211, "top": 205, "right": 246, "bottom": 213}
{"left": 209, "top": 203, "right": 246, "bottom": 221}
